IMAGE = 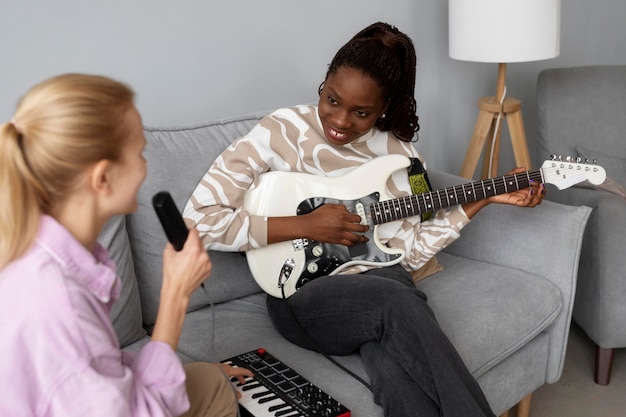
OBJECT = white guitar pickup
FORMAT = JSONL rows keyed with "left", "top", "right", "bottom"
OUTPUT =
{"left": 355, "top": 202, "right": 367, "bottom": 225}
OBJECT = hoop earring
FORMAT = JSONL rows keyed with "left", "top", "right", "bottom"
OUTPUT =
{"left": 318, "top": 82, "right": 325, "bottom": 96}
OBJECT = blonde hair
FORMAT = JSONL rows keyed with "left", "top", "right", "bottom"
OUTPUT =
{"left": 0, "top": 73, "right": 135, "bottom": 267}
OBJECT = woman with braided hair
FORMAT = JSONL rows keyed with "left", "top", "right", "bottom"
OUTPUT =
{"left": 185, "top": 22, "right": 544, "bottom": 416}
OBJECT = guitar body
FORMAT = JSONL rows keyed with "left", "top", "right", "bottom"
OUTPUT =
{"left": 244, "top": 154, "right": 410, "bottom": 298}
{"left": 244, "top": 154, "right": 606, "bottom": 298}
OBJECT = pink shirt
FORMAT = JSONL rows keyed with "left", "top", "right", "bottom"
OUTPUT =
{"left": 0, "top": 215, "right": 189, "bottom": 417}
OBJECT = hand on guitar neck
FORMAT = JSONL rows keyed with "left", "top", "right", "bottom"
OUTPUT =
{"left": 462, "top": 167, "right": 546, "bottom": 219}
{"left": 268, "top": 203, "right": 370, "bottom": 247}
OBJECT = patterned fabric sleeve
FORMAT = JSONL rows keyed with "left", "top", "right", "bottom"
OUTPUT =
{"left": 183, "top": 122, "right": 273, "bottom": 252}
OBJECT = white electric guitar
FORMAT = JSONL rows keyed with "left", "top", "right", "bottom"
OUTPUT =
{"left": 244, "top": 154, "right": 606, "bottom": 298}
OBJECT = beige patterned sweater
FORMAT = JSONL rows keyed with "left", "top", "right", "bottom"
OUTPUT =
{"left": 183, "top": 105, "right": 470, "bottom": 275}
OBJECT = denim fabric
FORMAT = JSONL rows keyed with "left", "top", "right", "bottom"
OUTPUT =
{"left": 266, "top": 264, "right": 496, "bottom": 417}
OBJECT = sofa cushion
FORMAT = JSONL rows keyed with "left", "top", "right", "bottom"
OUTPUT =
{"left": 128, "top": 112, "right": 269, "bottom": 326}
{"left": 98, "top": 215, "right": 147, "bottom": 347}
{"left": 177, "top": 293, "right": 383, "bottom": 417}
{"left": 178, "top": 264, "right": 562, "bottom": 372}
{"left": 417, "top": 252, "right": 562, "bottom": 378}
{"left": 174, "top": 251, "right": 561, "bottom": 416}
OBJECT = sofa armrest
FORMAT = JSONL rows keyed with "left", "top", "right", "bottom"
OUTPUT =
{"left": 546, "top": 187, "right": 626, "bottom": 346}
{"left": 429, "top": 170, "right": 591, "bottom": 278}
{"left": 428, "top": 170, "right": 592, "bottom": 382}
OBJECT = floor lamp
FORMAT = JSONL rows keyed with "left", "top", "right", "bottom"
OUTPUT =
{"left": 449, "top": 0, "right": 561, "bottom": 179}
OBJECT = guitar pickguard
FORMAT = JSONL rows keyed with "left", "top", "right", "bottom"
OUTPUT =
{"left": 293, "top": 192, "right": 403, "bottom": 290}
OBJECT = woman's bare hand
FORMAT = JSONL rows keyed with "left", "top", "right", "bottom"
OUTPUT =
{"left": 152, "top": 229, "right": 212, "bottom": 350}
{"left": 268, "top": 203, "right": 369, "bottom": 246}
{"left": 161, "top": 228, "right": 212, "bottom": 298}
{"left": 487, "top": 167, "right": 546, "bottom": 208}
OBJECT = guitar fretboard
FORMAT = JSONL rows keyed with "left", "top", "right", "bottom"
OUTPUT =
{"left": 371, "top": 169, "right": 544, "bottom": 225}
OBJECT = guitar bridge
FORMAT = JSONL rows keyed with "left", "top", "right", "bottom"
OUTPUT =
{"left": 292, "top": 238, "right": 308, "bottom": 251}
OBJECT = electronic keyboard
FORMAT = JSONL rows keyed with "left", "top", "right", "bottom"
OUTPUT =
{"left": 223, "top": 348, "right": 351, "bottom": 417}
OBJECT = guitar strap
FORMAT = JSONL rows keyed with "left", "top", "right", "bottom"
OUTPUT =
{"left": 408, "top": 157, "right": 433, "bottom": 221}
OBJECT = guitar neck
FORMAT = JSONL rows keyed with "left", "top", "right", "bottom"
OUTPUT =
{"left": 371, "top": 168, "right": 544, "bottom": 225}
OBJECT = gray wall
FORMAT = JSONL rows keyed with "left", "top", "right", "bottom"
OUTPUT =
{"left": 2, "top": 0, "right": 625, "bottom": 175}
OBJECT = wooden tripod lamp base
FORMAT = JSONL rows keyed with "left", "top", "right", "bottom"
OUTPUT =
{"left": 458, "top": 63, "right": 532, "bottom": 179}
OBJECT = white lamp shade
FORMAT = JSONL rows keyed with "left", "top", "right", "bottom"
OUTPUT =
{"left": 449, "top": 0, "right": 561, "bottom": 63}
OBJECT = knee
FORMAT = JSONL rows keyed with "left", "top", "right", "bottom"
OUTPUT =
{"left": 185, "top": 362, "right": 228, "bottom": 388}
{"left": 381, "top": 285, "right": 429, "bottom": 311}
{"left": 377, "top": 286, "right": 437, "bottom": 329}
{"left": 183, "top": 362, "right": 238, "bottom": 417}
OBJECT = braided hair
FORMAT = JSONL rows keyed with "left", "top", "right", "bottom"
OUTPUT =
{"left": 321, "top": 22, "right": 419, "bottom": 142}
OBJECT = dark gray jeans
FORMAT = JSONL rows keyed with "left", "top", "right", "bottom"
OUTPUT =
{"left": 266, "top": 264, "right": 495, "bottom": 417}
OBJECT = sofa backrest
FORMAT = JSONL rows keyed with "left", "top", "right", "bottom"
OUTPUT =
{"left": 536, "top": 65, "right": 626, "bottom": 188}
{"left": 128, "top": 111, "right": 271, "bottom": 328}
{"left": 100, "top": 215, "right": 147, "bottom": 347}
{"left": 100, "top": 111, "right": 272, "bottom": 345}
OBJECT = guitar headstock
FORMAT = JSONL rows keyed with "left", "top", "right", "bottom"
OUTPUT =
{"left": 541, "top": 157, "right": 607, "bottom": 190}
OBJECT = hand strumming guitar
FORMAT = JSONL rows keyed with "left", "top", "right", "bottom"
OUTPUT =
{"left": 268, "top": 203, "right": 369, "bottom": 246}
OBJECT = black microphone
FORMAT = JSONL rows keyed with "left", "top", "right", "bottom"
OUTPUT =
{"left": 152, "top": 191, "right": 189, "bottom": 251}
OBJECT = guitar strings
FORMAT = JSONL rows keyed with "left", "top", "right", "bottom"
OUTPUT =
{"left": 365, "top": 162, "right": 599, "bottom": 224}
{"left": 368, "top": 169, "right": 543, "bottom": 223}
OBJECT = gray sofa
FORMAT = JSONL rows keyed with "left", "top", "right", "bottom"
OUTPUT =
{"left": 535, "top": 65, "right": 626, "bottom": 385}
{"left": 100, "top": 110, "right": 591, "bottom": 416}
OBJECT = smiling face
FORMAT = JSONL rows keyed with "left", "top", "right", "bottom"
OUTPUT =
{"left": 318, "top": 66, "right": 389, "bottom": 146}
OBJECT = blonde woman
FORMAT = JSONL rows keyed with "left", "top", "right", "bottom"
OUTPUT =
{"left": 0, "top": 74, "right": 250, "bottom": 417}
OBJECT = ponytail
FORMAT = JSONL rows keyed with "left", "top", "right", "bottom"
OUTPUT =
{"left": 0, "top": 122, "right": 46, "bottom": 267}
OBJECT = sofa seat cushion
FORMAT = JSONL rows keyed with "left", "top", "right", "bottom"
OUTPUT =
{"left": 177, "top": 292, "right": 382, "bottom": 417}
{"left": 175, "top": 251, "right": 560, "bottom": 414}
{"left": 419, "top": 251, "right": 562, "bottom": 378}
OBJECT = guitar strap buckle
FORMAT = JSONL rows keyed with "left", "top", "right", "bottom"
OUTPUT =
{"left": 408, "top": 157, "right": 433, "bottom": 222}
